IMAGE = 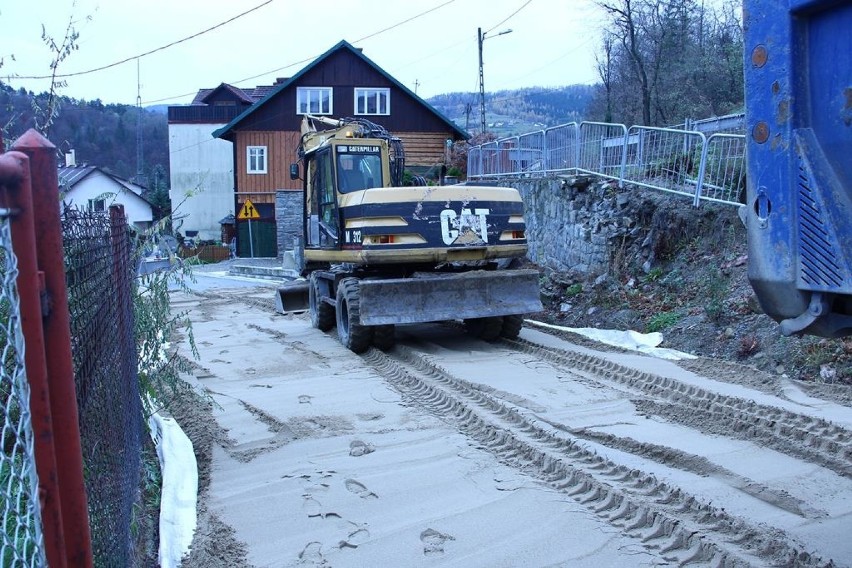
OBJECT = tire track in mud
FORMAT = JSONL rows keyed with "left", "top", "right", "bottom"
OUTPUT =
{"left": 360, "top": 346, "right": 831, "bottom": 567}
{"left": 506, "top": 337, "right": 852, "bottom": 480}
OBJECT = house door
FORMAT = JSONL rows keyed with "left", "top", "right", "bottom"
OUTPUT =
{"left": 236, "top": 202, "right": 277, "bottom": 257}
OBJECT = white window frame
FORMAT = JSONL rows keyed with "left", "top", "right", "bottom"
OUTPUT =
{"left": 354, "top": 87, "right": 390, "bottom": 116}
{"left": 88, "top": 198, "right": 105, "bottom": 213}
{"left": 296, "top": 87, "right": 333, "bottom": 115}
{"left": 247, "top": 145, "right": 267, "bottom": 174}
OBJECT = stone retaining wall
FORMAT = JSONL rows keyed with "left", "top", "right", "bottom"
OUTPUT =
{"left": 275, "top": 191, "right": 303, "bottom": 259}
{"left": 508, "top": 177, "right": 639, "bottom": 276}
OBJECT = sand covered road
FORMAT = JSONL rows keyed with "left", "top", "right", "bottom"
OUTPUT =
{"left": 171, "top": 285, "right": 852, "bottom": 567}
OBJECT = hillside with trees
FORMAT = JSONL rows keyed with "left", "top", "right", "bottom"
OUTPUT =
{"left": 587, "top": 0, "right": 743, "bottom": 126}
{"left": 427, "top": 85, "right": 596, "bottom": 137}
{"left": 0, "top": 82, "right": 171, "bottom": 214}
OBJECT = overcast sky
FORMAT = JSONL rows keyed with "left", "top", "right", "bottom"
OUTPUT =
{"left": 0, "top": 0, "right": 605, "bottom": 106}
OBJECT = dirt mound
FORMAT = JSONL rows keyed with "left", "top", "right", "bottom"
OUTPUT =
{"left": 535, "top": 184, "right": 852, "bottom": 394}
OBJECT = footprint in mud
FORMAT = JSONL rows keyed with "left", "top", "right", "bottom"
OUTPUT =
{"left": 345, "top": 479, "right": 378, "bottom": 499}
{"left": 302, "top": 495, "right": 341, "bottom": 520}
{"left": 420, "top": 528, "right": 455, "bottom": 556}
{"left": 338, "top": 525, "right": 370, "bottom": 549}
{"left": 349, "top": 440, "right": 375, "bottom": 457}
{"left": 298, "top": 541, "right": 327, "bottom": 566}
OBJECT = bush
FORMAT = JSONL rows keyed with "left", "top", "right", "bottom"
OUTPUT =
{"left": 646, "top": 311, "right": 681, "bottom": 333}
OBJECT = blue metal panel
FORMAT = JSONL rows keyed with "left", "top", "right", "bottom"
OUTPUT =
{"left": 745, "top": 0, "right": 852, "bottom": 336}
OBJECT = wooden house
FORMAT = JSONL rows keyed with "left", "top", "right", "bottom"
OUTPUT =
{"left": 213, "top": 40, "right": 468, "bottom": 257}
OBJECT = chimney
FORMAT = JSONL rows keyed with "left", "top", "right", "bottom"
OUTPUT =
{"left": 65, "top": 149, "right": 76, "bottom": 167}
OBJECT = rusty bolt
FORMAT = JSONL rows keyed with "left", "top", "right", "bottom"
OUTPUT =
{"left": 752, "top": 45, "right": 768, "bottom": 68}
{"left": 753, "top": 121, "right": 770, "bottom": 144}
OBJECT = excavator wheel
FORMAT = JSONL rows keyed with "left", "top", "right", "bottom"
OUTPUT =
{"left": 372, "top": 325, "right": 395, "bottom": 351}
{"left": 309, "top": 272, "right": 335, "bottom": 332}
{"left": 464, "top": 317, "right": 503, "bottom": 342}
{"left": 500, "top": 314, "right": 524, "bottom": 339}
{"left": 336, "top": 277, "right": 373, "bottom": 353}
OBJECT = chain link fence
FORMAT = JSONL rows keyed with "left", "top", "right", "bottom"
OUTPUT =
{"left": 0, "top": 207, "right": 46, "bottom": 567}
{"left": 63, "top": 206, "right": 142, "bottom": 566}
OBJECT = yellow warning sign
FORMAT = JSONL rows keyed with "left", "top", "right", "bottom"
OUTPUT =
{"left": 238, "top": 199, "right": 260, "bottom": 220}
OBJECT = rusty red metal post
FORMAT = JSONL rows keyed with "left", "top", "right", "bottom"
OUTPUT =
{"left": 12, "top": 129, "right": 94, "bottom": 567}
{"left": 0, "top": 149, "right": 68, "bottom": 568}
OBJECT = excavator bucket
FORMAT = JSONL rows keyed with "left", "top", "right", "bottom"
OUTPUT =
{"left": 275, "top": 280, "right": 310, "bottom": 314}
{"left": 357, "top": 269, "right": 542, "bottom": 326}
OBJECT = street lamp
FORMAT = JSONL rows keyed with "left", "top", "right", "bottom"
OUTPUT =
{"left": 478, "top": 27, "right": 513, "bottom": 134}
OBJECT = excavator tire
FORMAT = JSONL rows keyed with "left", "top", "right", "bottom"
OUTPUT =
{"left": 336, "top": 277, "right": 373, "bottom": 353}
{"left": 464, "top": 317, "right": 503, "bottom": 342}
{"left": 309, "top": 272, "right": 335, "bottom": 331}
{"left": 372, "top": 325, "right": 395, "bottom": 351}
{"left": 500, "top": 314, "right": 524, "bottom": 339}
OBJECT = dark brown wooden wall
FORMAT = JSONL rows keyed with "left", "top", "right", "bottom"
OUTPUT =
{"left": 235, "top": 49, "right": 461, "bottom": 136}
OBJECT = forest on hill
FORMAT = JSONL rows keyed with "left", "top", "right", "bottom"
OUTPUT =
{"left": 428, "top": 85, "right": 596, "bottom": 137}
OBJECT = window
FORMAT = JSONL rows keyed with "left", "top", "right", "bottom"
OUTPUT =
{"left": 247, "top": 146, "right": 267, "bottom": 174}
{"left": 88, "top": 198, "right": 105, "bottom": 213}
{"left": 297, "top": 87, "right": 333, "bottom": 115}
{"left": 355, "top": 88, "right": 390, "bottom": 115}
{"left": 336, "top": 149, "right": 383, "bottom": 193}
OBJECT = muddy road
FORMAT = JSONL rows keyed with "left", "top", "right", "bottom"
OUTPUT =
{"left": 171, "top": 284, "right": 852, "bottom": 567}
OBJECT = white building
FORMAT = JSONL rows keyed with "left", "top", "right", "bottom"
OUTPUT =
{"left": 167, "top": 83, "right": 275, "bottom": 242}
{"left": 58, "top": 156, "right": 154, "bottom": 231}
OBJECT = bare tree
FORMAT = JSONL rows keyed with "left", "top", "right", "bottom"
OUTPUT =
{"left": 597, "top": 0, "right": 655, "bottom": 125}
{"left": 595, "top": 33, "right": 616, "bottom": 123}
{"left": 589, "top": 0, "right": 743, "bottom": 126}
{"left": 32, "top": 5, "right": 88, "bottom": 137}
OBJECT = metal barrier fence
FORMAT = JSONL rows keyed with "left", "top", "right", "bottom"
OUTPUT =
{"left": 63, "top": 205, "right": 142, "bottom": 566}
{"left": 544, "top": 123, "right": 578, "bottom": 175}
{"left": 0, "top": 196, "right": 45, "bottom": 567}
{"left": 622, "top": 126, "right": 707, "bottom": 200}
{"left": 467, "top": 118, "right": 746, "bottom": 206}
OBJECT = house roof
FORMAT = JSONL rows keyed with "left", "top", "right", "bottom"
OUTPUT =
{"left": 190, "top": 80, "right": 286, "bottom": 105}
{"left": 212, "top": 40, "right": 468, "bottom": 140}
{"left": 58, "top": 164, "right": 153, "bottom": 206}
{"left": 57, "top": 164, "right": 97, "bottom": 188}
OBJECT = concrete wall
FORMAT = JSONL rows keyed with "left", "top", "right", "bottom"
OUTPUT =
{"left": 168, "top": 123, "right": 235, "bottom": 241}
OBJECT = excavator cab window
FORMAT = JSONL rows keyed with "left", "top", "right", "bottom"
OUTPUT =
{"left": 336, "top": 149, "right": 382, "bottom": 193}
{"left": 309, "top": 149, "right": 338, "bottom": 247}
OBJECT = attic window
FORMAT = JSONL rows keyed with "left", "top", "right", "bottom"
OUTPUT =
{"left": 355, "top": 88, "right": 390, "bottom": 115}
{"left": 297, "top": 87, "right": 332, "bottom": 115}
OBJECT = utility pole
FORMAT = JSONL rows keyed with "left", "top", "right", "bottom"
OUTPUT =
{"left": 478, "top": 27, "right": 513, "bottom": 135}
{"left": 135, "top": 59, "right": 146, "bottom": 187}
{"left": 414, "top": 79, "right": 420, "bottom": 95}
{"left": 478, "top": 27, "right": 485, "bottom": 134}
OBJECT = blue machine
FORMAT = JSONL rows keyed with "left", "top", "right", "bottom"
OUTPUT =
{"left": 744, "top": 0, "right": 852, "bottom": 336}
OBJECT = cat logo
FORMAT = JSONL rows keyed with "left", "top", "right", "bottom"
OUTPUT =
{"left": 440, "top": 208, "right": 490, "bottom": 245}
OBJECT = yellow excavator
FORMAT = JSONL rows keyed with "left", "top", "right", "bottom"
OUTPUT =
{"left": 277, "top": 115, "right": 542, "bottom": 352}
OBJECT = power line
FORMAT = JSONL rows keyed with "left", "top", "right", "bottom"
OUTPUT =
{"left": 485, "top": 0, "right": 534, "bottom": 35}
{"left": 143, "top": 0, "right": 458, "bottom": 105}
{"left": 5, "top": 1, "right": 274, "bottom": 80}
{"left": 224, "top": 0, "right": 458, "bottom": 90}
